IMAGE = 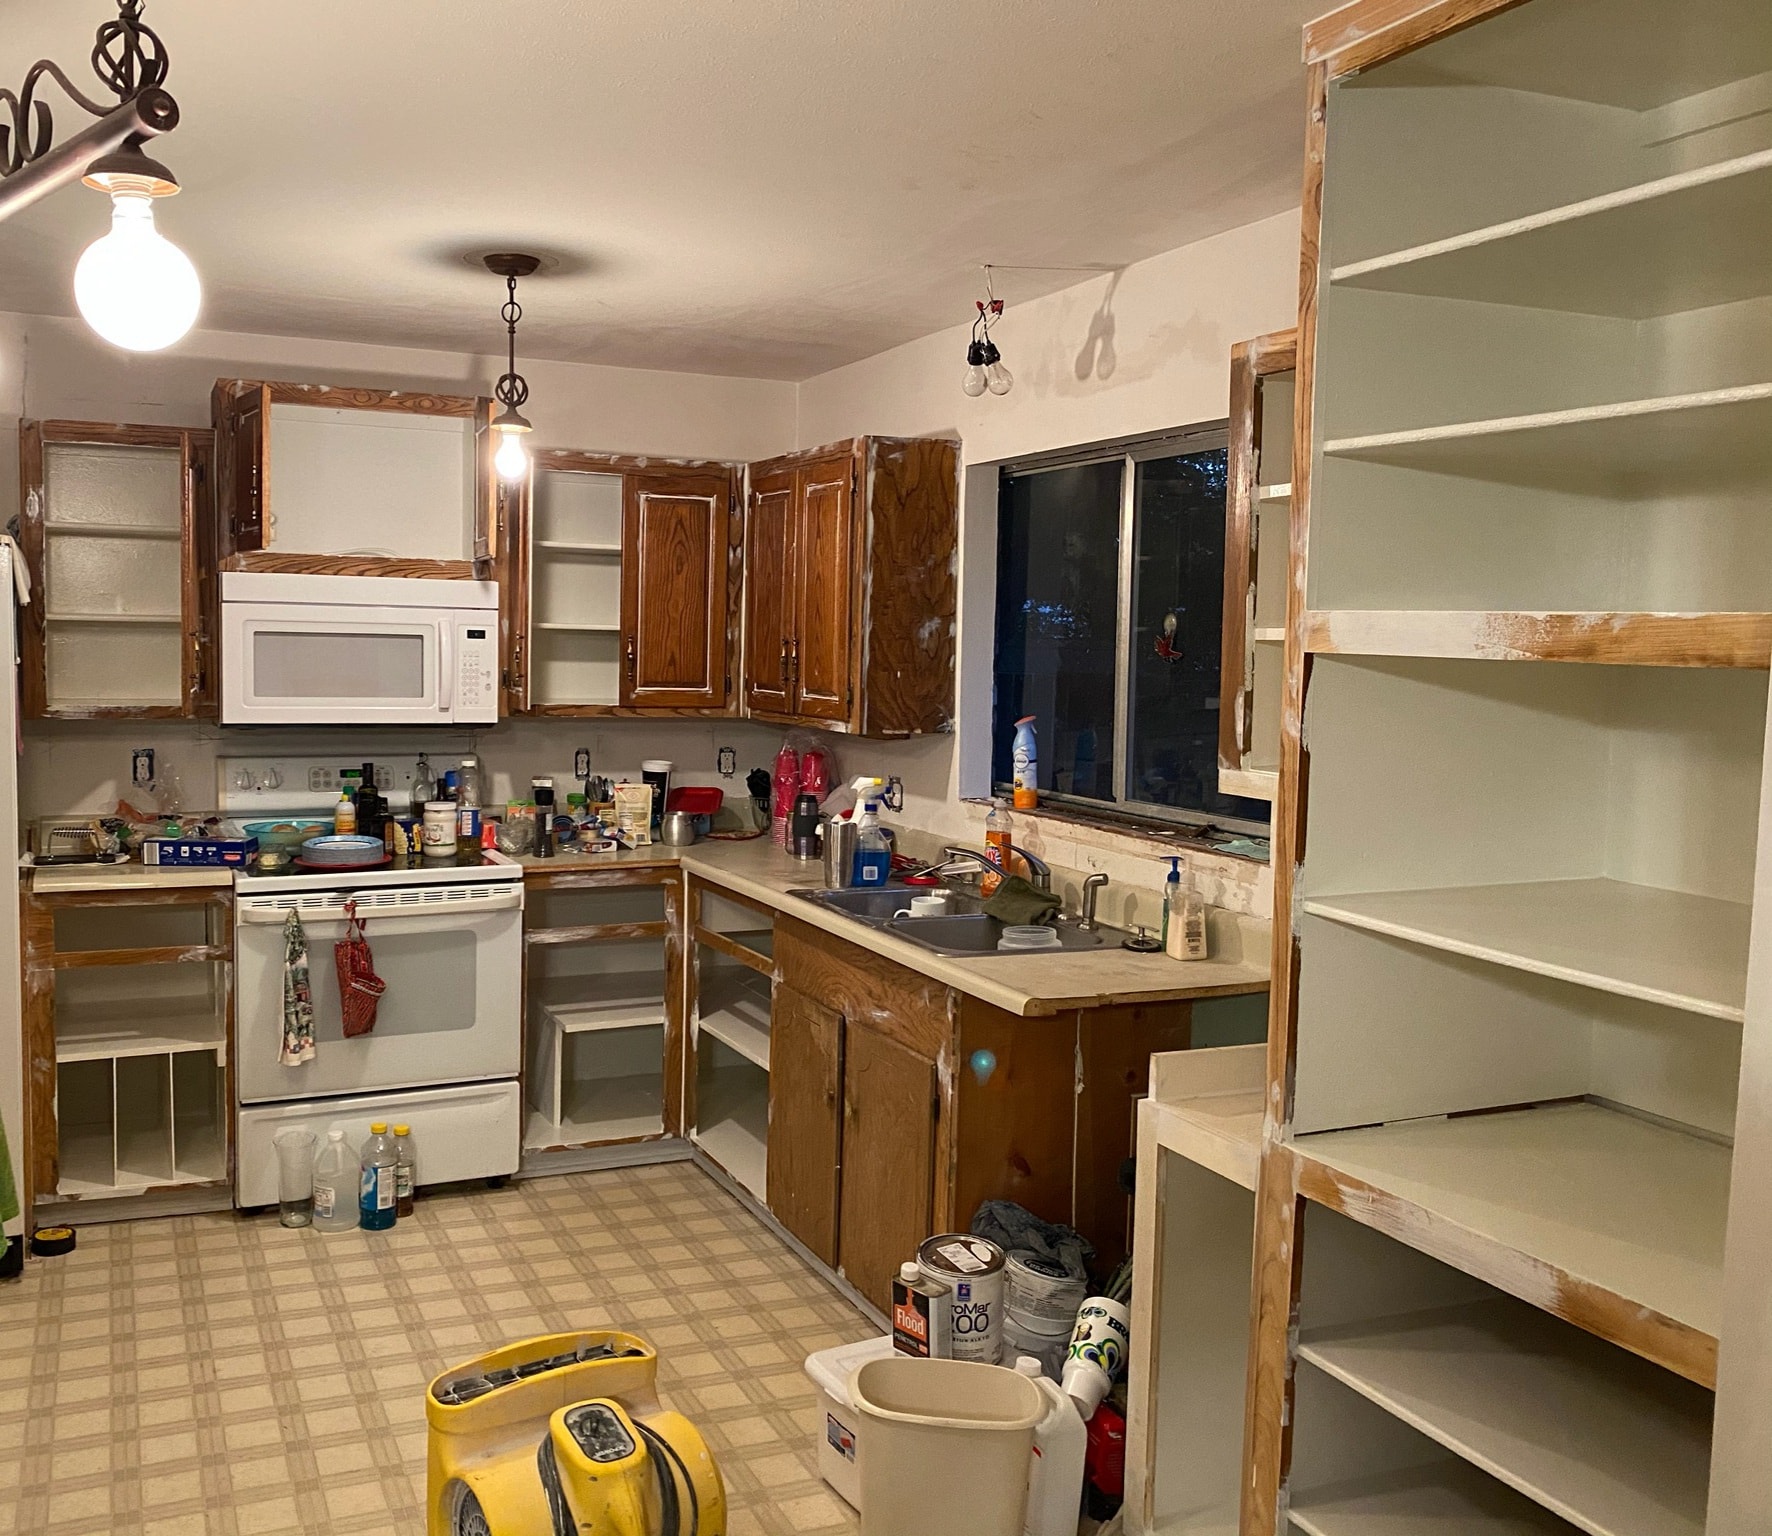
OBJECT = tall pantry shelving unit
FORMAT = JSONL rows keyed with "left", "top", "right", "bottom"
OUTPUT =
{"left": 1185, "top": 0, "right": 1772, "bottom": 1531}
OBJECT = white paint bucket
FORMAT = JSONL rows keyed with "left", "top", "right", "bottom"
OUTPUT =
{"left": 1003, "top": 1249, "right": 1087, "bottom": 1335}
{"left": 918, "top": 1233, "right": 1006, "bottom": 1364}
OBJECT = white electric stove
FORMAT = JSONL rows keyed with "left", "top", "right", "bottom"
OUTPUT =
{"left": 219, "top": 754, "right": 524, "bottom": 1207}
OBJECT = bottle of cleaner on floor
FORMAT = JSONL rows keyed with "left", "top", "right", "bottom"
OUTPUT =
{"left": 312, "top": 1130, "right": 359, "bottom": 1233}
{"left": 1014, "top": 1355, "right": 1087, "bottom": 1536}
{"left": 359, "top": 1123, "right": 398, "bottom": 1231}
{"left": 392, "top": 1124, "right": 417, "bottom": 1218}
{"left": 851, "top": 794, "right": 891, "bottom": 887}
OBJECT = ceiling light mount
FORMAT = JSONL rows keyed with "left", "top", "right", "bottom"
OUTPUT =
{"left": 484, "top": 253, "right": 540, "bottom": 479}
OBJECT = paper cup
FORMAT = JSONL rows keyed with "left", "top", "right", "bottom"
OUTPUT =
{"left": 1061, "top": 1297, "right": 1130, "bottom": 1416}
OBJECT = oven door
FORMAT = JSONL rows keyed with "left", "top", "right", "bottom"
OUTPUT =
{"left": 221, "top": 600, "right": 455, "bottom": 725}
{"left": 235, "top": 882, "right": 523, "bottom": 1103}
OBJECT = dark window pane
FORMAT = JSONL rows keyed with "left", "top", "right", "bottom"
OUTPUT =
{"left": 1128, "top": 449, "right": 1269, "bottom": 825}
{"left": 992, "top": 462, "right": 1121, "bottom": 801}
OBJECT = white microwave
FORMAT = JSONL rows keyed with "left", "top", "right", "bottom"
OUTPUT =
{"left": 220, "top": 571, "right": 499, "bottom": 726}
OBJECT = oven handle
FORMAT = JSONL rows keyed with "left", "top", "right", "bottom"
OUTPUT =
{"left": 438, "top": 620, "right": 455, "bottom": 713}
{"left": 236, "top": 890, "right": 524, "bottom": 925}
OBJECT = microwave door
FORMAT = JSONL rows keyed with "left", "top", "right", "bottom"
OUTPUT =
{"left": 223, "top": 605, "right": 442, "bottom": 725}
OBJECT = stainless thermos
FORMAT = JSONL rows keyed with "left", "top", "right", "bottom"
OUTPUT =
{"left": 822, "top": 816, "right": 857, "bottom": 888}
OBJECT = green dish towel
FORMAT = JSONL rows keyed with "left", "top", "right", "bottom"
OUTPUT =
{"left": 982, "top": 875, "right": 1062, "bottom": 926}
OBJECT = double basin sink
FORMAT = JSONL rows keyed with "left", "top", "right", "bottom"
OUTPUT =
{"left": 790, "top": 882, "right": 1110, "bottom": 958}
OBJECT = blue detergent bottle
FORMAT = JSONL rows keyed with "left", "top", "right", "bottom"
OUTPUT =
{"left": 852, "top": 796, "right": 892, "bottom": 887}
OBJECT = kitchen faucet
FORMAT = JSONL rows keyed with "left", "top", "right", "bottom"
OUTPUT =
{"left": 942, "top": 843, "right": 1053, "bottom": 893}
{"left": 1078, "top": 872, "right": 1109, "bottom": 930}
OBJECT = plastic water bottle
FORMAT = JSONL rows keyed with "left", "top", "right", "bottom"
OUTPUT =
{"left": 311, "top": 1130, "right": 360, "bottom": 1233}
{"left": 851, "top": 797, "right": 892, "bottom": 887}
{"left": 392, "top": 1124, "right": 417, "bottom": 1218}
{"left": 1015, "top": 1356, "right": 1087, "bottom": 1536}
{"left": 359, "top": 1122, "right": 398, "bottom": 1232}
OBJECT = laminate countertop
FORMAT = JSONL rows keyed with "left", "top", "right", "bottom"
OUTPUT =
{"left": 513, "top": 836, "right": 1271, "bottom": 1018}
{"left": 24, "top": 861, "right": 236, "bottom": 893}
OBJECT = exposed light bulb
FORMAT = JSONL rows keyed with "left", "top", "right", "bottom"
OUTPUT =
{"left": 962, "top": 364, "right": 988, "bottom": 397}
{"left": 494, "top": 426, "right": 530, "bottom": 480}
{"left": 74, "top": 192, "right": 201, "bottom": 352}
{"left": 985, "top": 360, "right": 1014, "bottom": 396}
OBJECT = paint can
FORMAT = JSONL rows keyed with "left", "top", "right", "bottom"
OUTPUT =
{"left": 917, "top": 1233, "right": 1006, "bottom": 1364}
{"left": 1003, "top": 1249, "right": 1088, "bottom": 1335}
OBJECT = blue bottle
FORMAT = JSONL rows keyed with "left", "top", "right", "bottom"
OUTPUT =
{"left": 359, "top": 1122, "right": 398, "bottom": 1231}
{"left": 852, "top": 797, "right": 892, "bottom": 887}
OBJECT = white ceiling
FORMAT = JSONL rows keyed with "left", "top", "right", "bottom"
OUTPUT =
{"left": 0, "top": 0, "right": 1320, "bottom": 380}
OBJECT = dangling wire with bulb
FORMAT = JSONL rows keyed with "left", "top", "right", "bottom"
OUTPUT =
{"left": 961, "top": 266, "right": 1014, "bottom": 398}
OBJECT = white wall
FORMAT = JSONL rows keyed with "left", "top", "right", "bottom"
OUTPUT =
{"left": 794, "top": 209, "right": 1301, "bottom": 914}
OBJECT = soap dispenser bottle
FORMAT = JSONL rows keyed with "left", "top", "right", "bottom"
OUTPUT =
{"left": 1164, "top": 858, "right": 1209, "bottom": 961}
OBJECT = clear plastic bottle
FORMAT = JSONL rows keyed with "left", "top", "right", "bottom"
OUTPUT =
{"left": 852, "top": 797, "right": 892, "bottom": 887}
{"left": 359, "top": 1122, "right": 398, "bottom": 1231}
{"left": 983, "top": 798, "right": 1013, "bottom": 896}
{"left": 392, "top": 1124, "right": 416, "bottom": 1218}
{"left": 1014, "top": 1356, "right": 1087, "bottom": 1536}
{"left": 333, "top": 789, "right": 357, "bottom": 836}
{"left": 311, "top": 1130, "right": 360, "bottom": 1233}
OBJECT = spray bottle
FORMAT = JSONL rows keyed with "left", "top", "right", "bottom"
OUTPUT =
{"left": 852, "top": 786, "right": 892, "bottom": 887}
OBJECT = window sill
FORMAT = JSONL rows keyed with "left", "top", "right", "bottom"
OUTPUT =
{"left": 966, "top": 798, "right": 1270, "bottom": 866}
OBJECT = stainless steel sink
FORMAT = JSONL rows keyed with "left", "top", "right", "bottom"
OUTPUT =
{"left": 804, "top": 885, "right": 987, "bottom": 921}
{"left": 885, "top": 913, "right": 1105, "bottom": 956}
{"left": 789, "top": 883, "right": 1111, "bottom": 957}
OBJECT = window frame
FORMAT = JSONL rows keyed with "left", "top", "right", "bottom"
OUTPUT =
{"left": 991, "top": 420, "right": 1270, "bottom": 840}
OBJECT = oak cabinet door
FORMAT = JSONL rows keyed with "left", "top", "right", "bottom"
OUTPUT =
{"left": 767, "top": 984, "right": 842, "bottom": 1265}
{"left": 620, "top": 469, "right": 732, "bottom": 707}
{"left": 838, "top": 1021, "right": 937, "bottom": 1313}
{"left": 744, "top": 467, "right": 797, "bottom": 716}
{"left": 793, "top": 456, "right": 856, "bottom": 723}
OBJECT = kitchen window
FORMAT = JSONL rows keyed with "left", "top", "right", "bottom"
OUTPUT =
{"left": 991, "top": 425, "right": 1270, "bottom": 835}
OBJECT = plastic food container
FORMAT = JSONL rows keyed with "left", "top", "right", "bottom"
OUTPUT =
{"left": 850, "top": 1357, "right": 1044, "bottom": 1536}
{"left": 997, "top": 924, "right": 1062, "bottom": 951}
{"left": 803, "top": 1335, "right": 897, "bottom": 1509}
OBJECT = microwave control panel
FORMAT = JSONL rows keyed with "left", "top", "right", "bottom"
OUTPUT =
{"left": 457, "top": 623, "right": 498, "bottom": 721}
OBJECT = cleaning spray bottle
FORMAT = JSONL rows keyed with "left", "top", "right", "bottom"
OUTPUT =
{"left": 852, "top": 787, "right": 892, "bottom": 888}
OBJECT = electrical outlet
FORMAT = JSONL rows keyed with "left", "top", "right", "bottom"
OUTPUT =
{"left": 716, "top": 746, "right": 737, "bottom": 778}
{"left": 132, "top": 748, "right": 155, "bottom": 787}
{"left": 574, "top": 748, "right": 591, "bottom": 780}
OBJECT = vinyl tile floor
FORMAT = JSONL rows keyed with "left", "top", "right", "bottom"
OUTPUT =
{"left": 0, "top": 1161, "right": 873, "bottom": 1536}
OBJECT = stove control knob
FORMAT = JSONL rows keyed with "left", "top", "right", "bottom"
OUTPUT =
{"left": 264, "top": 768, "right": 283, "bottom": 790}
{"left": 233, "top": 768, "right": 252, "bottom": 790}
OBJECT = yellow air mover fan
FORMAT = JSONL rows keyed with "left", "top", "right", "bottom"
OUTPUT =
{"left": 426, "top": 1330, "right": 726, "bottom": 1536}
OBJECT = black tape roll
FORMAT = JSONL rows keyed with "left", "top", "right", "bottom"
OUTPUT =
{"left": 30, "top": 1226, "right": 76, "bottom": 1257}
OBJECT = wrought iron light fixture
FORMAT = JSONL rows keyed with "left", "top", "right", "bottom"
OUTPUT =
{"left": 484, "top": 253, "right": 539, "bottom": 481}
{"left": 1, "top": 2, "right": 199, "bottom": 351}
{"left": 962, "top": 267, "right": 1012, "bottom": 398}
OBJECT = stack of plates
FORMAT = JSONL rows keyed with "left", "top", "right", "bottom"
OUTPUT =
{"left": 298, "top": 834, "right": 387, "bottom": 868}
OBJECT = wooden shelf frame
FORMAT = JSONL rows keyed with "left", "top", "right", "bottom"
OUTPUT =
{"left": 1302, "top": 611, "right": 1772, "bottom": 668}
{"left": 1289, "top": 1458, "right": 1583, "bottom": 1535}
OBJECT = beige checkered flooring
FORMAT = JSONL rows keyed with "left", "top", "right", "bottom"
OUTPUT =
{"left": 0, "top": 1162, "right": 872, "bottom": 1536}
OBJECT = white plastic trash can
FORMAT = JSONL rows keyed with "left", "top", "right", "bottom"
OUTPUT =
{"left": 804, "top": 1335, "right": 897, "bottom": 1508}
{"left": 850, "top": 1356, "right": 1046, "bottom": 1536}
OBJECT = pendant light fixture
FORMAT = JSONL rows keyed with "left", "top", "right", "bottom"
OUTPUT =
{"left": 0, "top": 2, "right": 200, "bottom": 352}
{"left": 961, "top": 267, "right": 1012, "bottom": 399}
{"left": 484, "top": 253, "right": 540, "bottom": 481}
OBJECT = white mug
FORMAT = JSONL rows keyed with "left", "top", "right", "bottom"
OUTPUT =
{"left": 894, "top": 892, "right": 951, "bottom": 918}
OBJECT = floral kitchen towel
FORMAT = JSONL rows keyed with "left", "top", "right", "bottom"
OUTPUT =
{"left": 281, "top": 908, "right": 316, "bottom": 1066}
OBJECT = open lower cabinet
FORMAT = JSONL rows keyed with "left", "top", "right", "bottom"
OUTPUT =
{"left": 23, "top": 884, "right": 234, "bottom": 1222}
{"left": 520, "top": 866, "right": 684, "bottom": 1168}
{"left": 1236, "top": 0, "right": 1772, "bottom": 1529}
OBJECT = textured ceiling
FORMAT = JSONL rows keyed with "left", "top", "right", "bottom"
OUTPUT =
{"left": 0, "top": 0, "right": 1318, "bottom": 379}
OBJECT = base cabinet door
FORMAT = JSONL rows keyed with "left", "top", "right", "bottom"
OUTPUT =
{"left": 838, "top": 1021, "right": 937, "bottom": 1312}
{"left": 766, "top": 983, "right": 842, "bottom": 1265}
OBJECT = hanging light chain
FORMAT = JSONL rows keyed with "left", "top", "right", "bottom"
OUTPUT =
{"left": 495, "top": 274, "right": 529, "bottom": 411}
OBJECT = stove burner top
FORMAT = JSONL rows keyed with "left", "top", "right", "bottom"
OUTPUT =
{"left": 240, "top": 846, "right": 502, "bottom": 879}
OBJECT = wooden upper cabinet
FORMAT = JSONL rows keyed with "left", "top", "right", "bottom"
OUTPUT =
{"left": 1218, "top": 330, "right": 1296, "bottom": 805}
{"left": 744, "top": 436, "right": 958, "bottom": 737}
{"left": 506, "top": 448, "right": 740, "bottom": 718}
{"left": 743, "top": 467, "right": 796, "bottom": 717}
{"left": 18, "top": 419, "right": 216, "bottom": 721}
{"left": 210, "top": 379, "right": 490, "bottom": 576}
{"left": 621, "top": 468, "right": 734, "bottom": 708}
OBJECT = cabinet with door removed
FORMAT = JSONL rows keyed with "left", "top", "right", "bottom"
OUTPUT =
{"left": 744, "top": 436, "right": 959, "bottom": 737}
{"left": 501, "top": 450, "right": 740, "bottom": 716}
{"left": 17, "top": 419, "right": 217, "bottom": 719}
{"left": 210, "top": 379, "right": 500, "bottom": 576}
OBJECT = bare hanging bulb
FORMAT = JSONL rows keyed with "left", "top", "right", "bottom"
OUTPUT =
{"left": 962, "top": 339, "right": 989, "bottom": 397}
{"left": 981, "top": 338, "right": 1013, "bottom": 396}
